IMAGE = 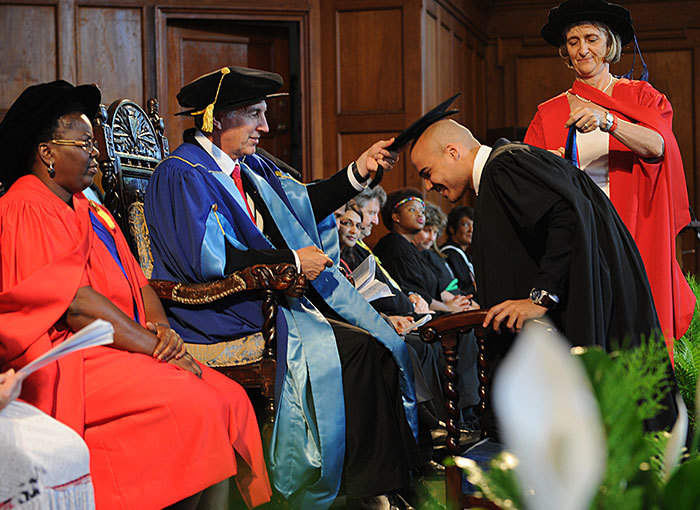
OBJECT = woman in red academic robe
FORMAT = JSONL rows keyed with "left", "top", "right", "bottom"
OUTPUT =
{"left": 0, "top": 81, "right": 271, "bottom": 509}
{"left": 524, "top": 0, "right": 694, "bottom": 362}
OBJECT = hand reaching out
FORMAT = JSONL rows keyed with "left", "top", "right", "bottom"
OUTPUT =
{"left": 355, "top": 138, "right": 399, "bottom": 180}
{"left": 482, "top": 298, "right": 547, "bottom": 333}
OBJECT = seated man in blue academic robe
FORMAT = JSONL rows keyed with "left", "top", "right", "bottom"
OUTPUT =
{"left": 144, "top": 66, "right": 420, "bottom": 508}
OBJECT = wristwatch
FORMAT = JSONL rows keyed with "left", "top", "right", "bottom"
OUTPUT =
{"left": 529, "top": 288, "right": 559, "bottom": 309}
{"left": 600, "top": 112, "right": 614, "bottom": 132}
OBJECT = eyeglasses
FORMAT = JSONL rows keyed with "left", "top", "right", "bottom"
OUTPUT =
{"left": 48, "top": 138, "right": 99, "bottom": 153}
{"left": 339, "top": 219, "right": 362, "bottom": 230}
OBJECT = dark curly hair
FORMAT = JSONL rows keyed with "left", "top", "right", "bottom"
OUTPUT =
{"left": 381, "top": 188, "right": 423, "bottom": 232}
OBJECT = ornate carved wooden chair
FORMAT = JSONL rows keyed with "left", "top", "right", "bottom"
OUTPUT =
{"left": 420, "top": 309, "right": 503, "bottom": 510}
{"left": 92, "top": 98, "right": 306, "bottom": 435}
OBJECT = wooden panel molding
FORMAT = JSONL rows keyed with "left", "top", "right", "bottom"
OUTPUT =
{"left": 77, "top": 6, "right": 144, "bottom": 105}
{"left": 155, "top": 5, "right": 320, "bottom": 179}
{"left": 336, "top": 7, "right": 404, "bottom": 114}
{"left": 0, "top": 4, "right": 57, "bottom": 115}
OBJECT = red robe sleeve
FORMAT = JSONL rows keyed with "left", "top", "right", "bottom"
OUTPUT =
{"left": 0, "top": 175, "right": 92, "bottom": 432}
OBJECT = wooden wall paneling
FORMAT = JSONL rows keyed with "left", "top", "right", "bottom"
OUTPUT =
{"left": 514, "top": 54, "right": 573, "bottom": 126}
{"left": 165, "top": 23, "right": 250, "bottom": 142}
{"left": 163, "top": 21, "right": 294, "bottom": 165}
{"left": 438, "top": 9, "right": 454, "bottom": 103}
{"left": 461, "top": 30, "right": 474, "bottom": 131}
{"left": 336, "top": 8, "right": 403, "bottom": 114}
{"left": 402, "top": 0, "right": 425, "bottom": 191}
{"left": 320, "top": 0, "right": 339, "bottom": 177}
{"left": 330, "top": 0, "right": 421, "bottom": 180}
{"left": 485, "top": 42, "right": 504, "bottom": 131}
{"left": 474, "top": 45, "right": 487, "bottom": 139}
{"left": 58, "top": 0, "right": 77, "bottom": 83}
{"left": 690, "top": 28, "right": 700, "bottom": 273}
{"left": 423, "top": 0, "right": 439, "bottom": 110}
{"left": 77, "top": 6, "right": 144, "bottom": 105}
{"left": 0, "top": 4, "right": 58, "bottom": 116}
{"left": 156, "top": 6, "right": 318, "bottom": 179}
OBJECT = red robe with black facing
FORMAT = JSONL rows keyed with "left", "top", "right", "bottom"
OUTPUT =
{"left": 525, "top": 78, "right": 695, "bottom": 363}
{"left": 0, "top": 175, "right": 271, "bottom": 509}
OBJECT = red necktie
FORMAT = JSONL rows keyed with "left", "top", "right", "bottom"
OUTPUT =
{"left": 232, "top": 163, "right": 256, "bottom": 223}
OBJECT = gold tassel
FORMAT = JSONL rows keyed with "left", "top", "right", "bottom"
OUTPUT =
{"left": 191, "top": 67, "right": 230, "bottom": 133}
{"left": 201, "top": 104, "right": 214, "bottom": 133}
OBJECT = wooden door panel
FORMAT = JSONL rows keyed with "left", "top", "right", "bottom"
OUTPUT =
{"left": 165, "top": 20, "right": 292, "bottom": 168}
{"left": 0, "top": 5, "right": 57, "bottom": 119}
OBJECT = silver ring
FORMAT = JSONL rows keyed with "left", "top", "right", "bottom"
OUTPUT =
{"left": 583, "top": 123, "right": 589, "bottom": 129}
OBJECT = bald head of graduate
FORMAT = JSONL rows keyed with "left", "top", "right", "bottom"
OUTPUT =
{"left": 409, "top": 119, "right": 481, "bottom": 203}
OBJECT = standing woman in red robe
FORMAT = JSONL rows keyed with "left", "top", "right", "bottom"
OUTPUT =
{"left": 524, "top": 0, "right": 695, "bottom": 362}
{"left": 0, "top": 81, "right": 271, "bottom": 509}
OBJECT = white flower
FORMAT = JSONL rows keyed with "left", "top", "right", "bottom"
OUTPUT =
{"left": 661, "top": 394, "right": 688, "bottom": 482}
{"left": 493, "top": 319, "right": 606, "bottom": 510}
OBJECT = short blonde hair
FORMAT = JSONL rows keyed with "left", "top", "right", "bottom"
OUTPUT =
{"left": 558, "top": 21, "right": 622, "bottom": 67}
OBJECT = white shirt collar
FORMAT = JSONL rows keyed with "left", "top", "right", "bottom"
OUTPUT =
{"left": 471, "top": 145, "right": 492, "bottom": 196}
{"left": 194, "top": 129, "right": 238, "bottom": 176}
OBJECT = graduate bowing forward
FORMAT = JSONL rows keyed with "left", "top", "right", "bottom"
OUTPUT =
{"left": 405, "top": 113, "right": 678, "bottom": 433}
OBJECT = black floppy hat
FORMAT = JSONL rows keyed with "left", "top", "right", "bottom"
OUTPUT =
{"left": 541, "top": 0, "right": 634, "bottom": 47}
{"left": 176, "top": 66, "right": 287, "bottom": 132}
{"left": 0, "top": 80, "right": 101, "bottom": 186}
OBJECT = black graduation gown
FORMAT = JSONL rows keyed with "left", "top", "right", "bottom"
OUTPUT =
{"left": 373, "top": 233, "right": 481, "bottom": 413}
{"left": 474, "top": 140, "right": 676, "bottom": 433}
{"left": 373, "top": 233, "right": 442, "bottom": 304}
{"left": 473, "top": 140, "right": 660, "bottom": 350}
{"left": 421, "top": 250, "right": 454, "bottom": 294}
{"left": 441, "top": 240, "right": 477, "bottom": 297}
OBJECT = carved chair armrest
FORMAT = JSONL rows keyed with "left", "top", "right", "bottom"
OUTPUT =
{"left": 419, "top": 309, "right": 489, "bottom": 346}
{"left": 148, "top": 263, "right": 307, "bottom": 304}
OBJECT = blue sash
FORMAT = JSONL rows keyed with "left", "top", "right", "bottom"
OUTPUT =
{"left": 242, "top": 155, "right": 418, "bottom": 431}
{"left": 191, "top": 151, "right": 418, "bottom": 508}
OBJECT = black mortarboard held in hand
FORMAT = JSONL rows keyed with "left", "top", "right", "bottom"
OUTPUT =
{"left": 176, "top": 66, "right": 288, "bottom": 133}
{"left": 386, "top": 93, "right": 461, "bottom": 153}
{"left": 367, "top": 93, "right": 460, "bottom": 188}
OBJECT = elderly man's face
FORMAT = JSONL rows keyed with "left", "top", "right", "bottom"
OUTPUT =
{"left": 410, "top": 139, "right": 470, "bottom": 203}
{"left": 359, "top": 198, "right": 381, "bottom": 230}
{"left": 216, "top": 100, "right": 269, "bottom": 160}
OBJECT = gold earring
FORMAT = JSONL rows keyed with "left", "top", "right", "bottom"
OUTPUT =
{"left": 48, "top": 162, "right": 55, "bottom": 178}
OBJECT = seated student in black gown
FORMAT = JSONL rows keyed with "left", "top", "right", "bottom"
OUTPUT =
{"left": 373, "top": 189, "right": 473, "bottom": 313}
{"left": 374, "top": 189, "right": 482, "bottom": 426}
{"left": 412, "top": 201, "right": 464, "bottom": 297}
{"left": 441, "top": 206, "right": 477, "bottom": 297}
